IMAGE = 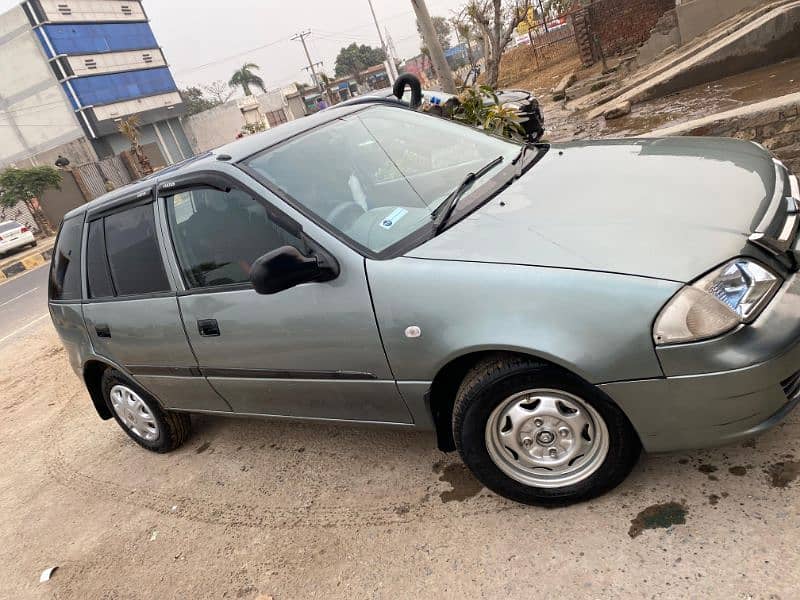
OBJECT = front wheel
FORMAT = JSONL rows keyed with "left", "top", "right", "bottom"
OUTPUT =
{"left": 452, "top": 356, "right": 641, "bottom": 506}
{"left": 102, "top": 369, "right": 191, "bottom": 453}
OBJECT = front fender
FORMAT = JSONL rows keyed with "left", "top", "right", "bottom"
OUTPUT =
{"left": 367, "top": 258, "right": 680, "bottom": 384}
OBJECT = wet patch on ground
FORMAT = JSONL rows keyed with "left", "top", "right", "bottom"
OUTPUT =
{"left": 765, "top": 461, "right": 800, "bottom": 489}
{"left": 729, "top": 466, "right": 748, "bottom": 476}
{"left": 433, "top": 461, "right": 484, "bottom": 503}
{"left": 698, "top": 464, "right": 719, "bottom": 479}
{"left": 195, "top": 442, "right": 212, "bottom": 454}
{"left": 708, "top": 494, "right": 720, "bottom": 506}
{"left": 628, "top": 502, "right": 688, "bottom": 538}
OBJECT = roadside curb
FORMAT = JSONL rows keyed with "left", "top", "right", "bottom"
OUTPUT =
{"left": 0, "top": 249, "right": 52, "bottom": 283}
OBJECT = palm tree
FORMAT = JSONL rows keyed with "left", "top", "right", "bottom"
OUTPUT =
{"left": 229, "top": 63, "right": 267, "bottom": 96}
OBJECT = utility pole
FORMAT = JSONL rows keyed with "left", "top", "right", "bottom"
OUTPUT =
{"left": 411, "top": 0, "right": 456, "bottom": 94}
{"left": 366, "top": 0, "right": 399, "bottom": 80}
{"left": 292, "top": 30, "right": 323, "bottom": 93}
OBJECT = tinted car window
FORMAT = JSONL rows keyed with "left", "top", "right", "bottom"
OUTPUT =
{"left": 104, "top": 203, "right": 170, "bottom": 296}
{"left": 49, "top": 217, "right": 83, "bottom": 301}
{"left": 166, "top": 187, "right": 302, "bottom": 289}
{"left": 86, "top": 219, "right": 115, "bottom": 299}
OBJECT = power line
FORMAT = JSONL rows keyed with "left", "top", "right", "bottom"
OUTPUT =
{"left": 173, "top": 37, "right": 289, "bottom": 75}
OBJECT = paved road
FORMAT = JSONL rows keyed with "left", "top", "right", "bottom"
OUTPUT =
{"left": 0, "top": 263, "right": 50, "bottom": 345}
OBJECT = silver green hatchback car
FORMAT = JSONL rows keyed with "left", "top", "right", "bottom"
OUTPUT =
{"left": 49, "top": 100, "right": 800, "bottom": 505}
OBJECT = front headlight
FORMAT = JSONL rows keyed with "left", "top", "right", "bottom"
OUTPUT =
{"left": 503, "top": 101, "right": 523, "bottom": 112}
{"left": 653, "top": 258, "right": 782, "bottom": 345}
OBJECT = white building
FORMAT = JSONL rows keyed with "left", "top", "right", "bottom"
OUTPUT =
{"left": 0, "top": 0, "right": 192, "bottom": 169}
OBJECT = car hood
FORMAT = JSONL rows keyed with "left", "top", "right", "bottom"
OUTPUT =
{"left": 407, "top": 138, "right": 779, "bottom": 282}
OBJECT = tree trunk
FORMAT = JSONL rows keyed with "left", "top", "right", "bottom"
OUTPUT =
{"left": 486, "top": 53, "right": 500, "bottom": 87}
{"left": 24, "top": 198, "right": 53, "bottom": 237}
{"left": 412, "top": 0, "right": 457, "bottom": 94}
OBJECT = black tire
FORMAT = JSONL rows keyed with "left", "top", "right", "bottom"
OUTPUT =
{"left": 101, "top": 369, "right": 191, "bottom": 453}
{"left": 452, "top": 355, "right": 641, "bottom": 506}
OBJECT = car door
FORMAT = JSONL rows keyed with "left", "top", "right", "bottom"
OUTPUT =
{"left": 158, "top": 172, "right": 412, "bottom": 424}
{"left": 81, "top": 195, "right": 230, "bottom": 413}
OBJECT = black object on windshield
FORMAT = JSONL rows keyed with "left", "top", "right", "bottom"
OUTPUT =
{"left": 433, "top": 156, "right": 504, "bottom": 234}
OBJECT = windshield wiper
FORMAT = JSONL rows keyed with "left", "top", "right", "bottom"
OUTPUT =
{"left": 433, "top": 156, "right": 504, "bottom": 234}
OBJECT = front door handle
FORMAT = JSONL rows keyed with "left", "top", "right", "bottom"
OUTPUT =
{"left": 95, "top": 324, "right": 111, "bottom": 338}
{"left": 198, "top": 319, "right": 221, "bottom": 337}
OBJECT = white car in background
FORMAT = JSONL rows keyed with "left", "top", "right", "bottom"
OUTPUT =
{"left": 0, "top": 221, "right": 36, "bottom": 256}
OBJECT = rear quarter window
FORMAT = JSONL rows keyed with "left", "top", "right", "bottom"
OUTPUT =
{"left": 49, "top": 217, "right": 84, "bottom": 302}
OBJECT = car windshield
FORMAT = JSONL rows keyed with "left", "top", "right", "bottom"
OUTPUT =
{"left": 244, "top": 105, "right": 521, "bottom": 254}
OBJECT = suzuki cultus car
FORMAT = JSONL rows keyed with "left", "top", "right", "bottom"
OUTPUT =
{"left": 49, "top": 99, "right": 800, "bottom": 505}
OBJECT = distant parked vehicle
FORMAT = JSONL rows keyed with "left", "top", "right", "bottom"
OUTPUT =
{"left": 0, "top": 221, "right": 36, "bottom": 256}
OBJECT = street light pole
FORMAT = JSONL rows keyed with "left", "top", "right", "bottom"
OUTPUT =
{"left": 411, "top": 0, "right": 457, "bottom": 94}
{"left": 366, "top": 0, "right": 398, "bottom": 80}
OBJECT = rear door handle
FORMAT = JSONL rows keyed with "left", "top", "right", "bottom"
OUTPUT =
{"left": 198, "top": 319, "right": 221, "bottom": 337}
{"left": 95, "top": 324, "right": 111, "bottom": 338}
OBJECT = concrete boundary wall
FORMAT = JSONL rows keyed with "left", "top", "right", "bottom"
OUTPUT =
{"left": 646, "top": 92, "right": 800, "bottom": 173}
{"left": 676, "top": 0, "right": 771, "bottom": 44}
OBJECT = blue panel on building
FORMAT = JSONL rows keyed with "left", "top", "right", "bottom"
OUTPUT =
{"left": 42, "top": 23, "right": 157, "bottom": 55}
{"left": 69, "top": 68, "right": 177, "bottom": 106}
{"left": 35, "top": 28, "right": 53, "bottom": 58}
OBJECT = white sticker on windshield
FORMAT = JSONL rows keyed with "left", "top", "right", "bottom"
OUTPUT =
{"left": 380, "top": 208, "right": 409, "bottom": 230}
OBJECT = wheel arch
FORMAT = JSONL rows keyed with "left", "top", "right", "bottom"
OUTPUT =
{"left": 83, "top": 359, "right": 114, "bottom": 420}
{"left": 428, "top": 349, "right": 580, "bottom": 452}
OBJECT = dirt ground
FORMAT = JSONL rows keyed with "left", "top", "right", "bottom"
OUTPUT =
{"left": 497, "top": 43, "right": 800, "bottom": 144}
{"left": 2, "top": 320, "right": 799, "bottom": 599}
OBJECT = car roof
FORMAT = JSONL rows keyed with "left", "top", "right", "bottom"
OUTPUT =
{"left": 62, "top": 101, "right": 383, "bottom": 222}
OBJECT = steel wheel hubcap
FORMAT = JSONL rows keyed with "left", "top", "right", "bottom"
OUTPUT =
{"left": 485, "top": 389, "right": 609, "bottom": 488}
{"left": 110, "top": 385, "right": 160, "bottom": 442}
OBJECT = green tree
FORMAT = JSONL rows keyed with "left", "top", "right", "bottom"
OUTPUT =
{"left": 334, "top": 43, "right": 386, "bottom": 82}
{"left": 229, "top": 63, "right": 267, "bottom": 96}
{"left": 417, "top": 15, "right": 452, "bottom": 57}
{"left": 180, "top": 86, "right": 221, "bottom": 116}
{"left": 0, "top": 166, "right": 61, "bottom": 235}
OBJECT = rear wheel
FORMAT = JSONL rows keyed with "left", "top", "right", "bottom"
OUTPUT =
{"left": 453, "top": 355, "right": 641, "bottom": 506}
{"left": 101, "top": 369, "right": 191, "bottom": 453}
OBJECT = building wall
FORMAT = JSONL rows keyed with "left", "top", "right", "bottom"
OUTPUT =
{"left": 0, "top": 5, "right": 89, "bottom": 169}
{"left": 589, "top": 0, "right": 676, "bottom": 56}
{"left": 35, "top": 0, "right": 146, "bottom": 23}
{"left": 182, "top": 92, "right": 295, "bottom": 154}
{"left": 65, "top": 48, "right": 167, "bottom": 77}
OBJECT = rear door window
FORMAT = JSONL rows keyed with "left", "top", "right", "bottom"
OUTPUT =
{"left": 49, "top": 217, "right": 84, "bottom": 301}
{"left": 104, "top": 203, "right": 170, "bottom": 296}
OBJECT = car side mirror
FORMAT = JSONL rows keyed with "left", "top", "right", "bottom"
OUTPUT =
{"left": 250, "top": 246, "right": 337, "bottom": 295}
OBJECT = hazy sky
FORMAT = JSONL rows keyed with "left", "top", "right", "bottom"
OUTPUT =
{"left": 0, "top": 0, "right": 468, "bottom": 92}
